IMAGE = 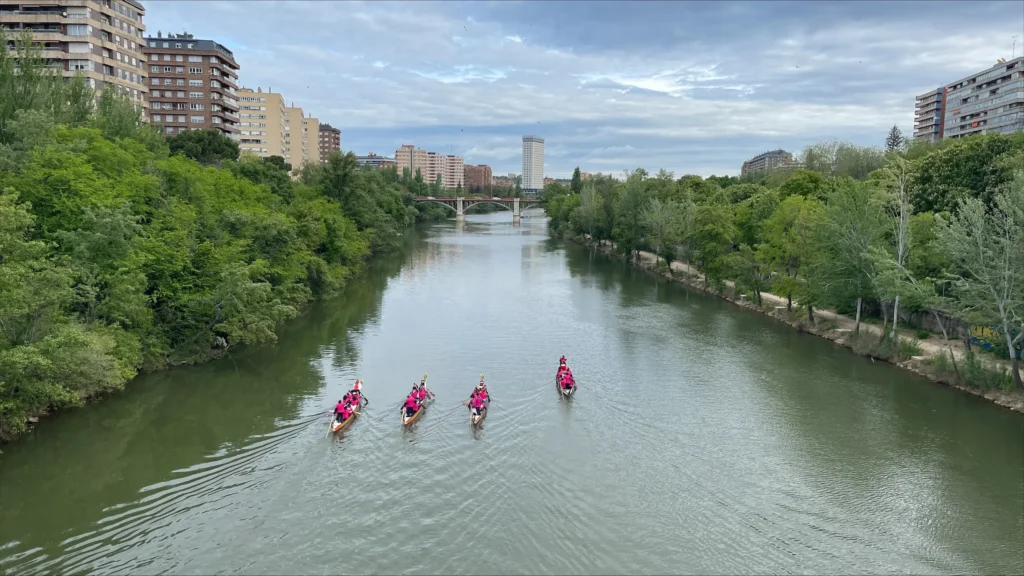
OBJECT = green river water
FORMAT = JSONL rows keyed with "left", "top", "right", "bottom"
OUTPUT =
{"left": 1, "top": 212, "right": 1022, "bottom": 575}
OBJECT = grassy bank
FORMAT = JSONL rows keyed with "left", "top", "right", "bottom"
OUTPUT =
{"left": 574, "top": 235, "right": 1024, "bottom": 413}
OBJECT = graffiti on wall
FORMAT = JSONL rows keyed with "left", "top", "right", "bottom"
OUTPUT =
{"left": 969, "top": 325, "right": 1023, "bottom": 359}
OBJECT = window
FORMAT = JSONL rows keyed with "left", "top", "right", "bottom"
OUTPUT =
{"left": 187, "top": 43, "right": 194, "bottom": 49}
{"left": 210, "top": 80, "right": 221, "bottom": 88}
{"left": 151, "top": 78, "right": 160, "bottom": 85}
{"left": 175, "top": 115, "right": 184, "bottom": 122}
{"left": 67, "top": 24, "right": 90, "bottom": 36}
{"left": 176, "top": 91, "right": 185, "bottom": 97}
{"left": 68, "top": 42, "right": 91, "bottom": 54}
{"left": 163, "top": 78, "right": 172, "bottom": 85}
{"left": 190, "top": 116, "right": 204, "bottom": 123}
{"left": 189, "top": 67, "right": 202, "bottom": 75}
{"left": 175, "top": 43, "right": 181, "bottom": 48}
{"left": 69, "top": 60, "right": 93, "bottom": 72}
{"left": 175, "top": 55, "right": 183, "bottom": 62}
{"left": 166, "top": 126, "right": 174, "bottom": 134}
{"left": 191, "top": 103, "right": 205, "bottom": 111}
{"left": 176, "top": 66, "right": 184, "bottom": 73}
{"left": 161, "top": 54, "right": 169, "bottom": 61}
{"left": 163, "top": 66, "right": 171, "bottom": 72}
{"left": 188, "top": 55, "right": 202, "bottom": 62}
{"left": 189, "top": 79, "right": 203, "bottom": 87}
{"left": 162, "top": 42, "right": 169, "bottom": 48}
{"left": 189, "top": 92, "right": 203, "bottom": 99}
{"left": 150, "top": 65, "right": 158, "bottom": 72}
{"left": 152, "top": 114, "right": 161, "bottom": 121}
{"left": 149, "top": 41, "right": 158, "bottom": 48}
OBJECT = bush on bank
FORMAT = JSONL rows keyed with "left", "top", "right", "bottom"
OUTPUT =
{"left": 0, "top": 33, "right": 439, "bottom": 440}
{"left": 542, "top": 132, "right": 1024, "bottom": 392}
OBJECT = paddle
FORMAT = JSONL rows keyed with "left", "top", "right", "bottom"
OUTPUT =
{"left": 421, "top": 373, "right": 436, "bottom": 399}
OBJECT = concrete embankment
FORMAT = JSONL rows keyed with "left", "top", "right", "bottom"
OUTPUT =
{"left": 574, "top": 235, "right": 1024, "bottom": 414}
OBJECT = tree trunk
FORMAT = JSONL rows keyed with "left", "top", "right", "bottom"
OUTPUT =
{"left": 807, "top": 304, "right": 815, "bottom": 326}
{"left": 879, "top": 301, "right": 889, "bottom": 343}
{"left": 890, "top": 295, "right": 900, "bottom": 340}
{"left": 786, "top": 294, "right": 792, "bottom": 312}
{"left": 1000, "top": 318, "right": 1023, "bottom": 390}
{"left": 931, "top": 310, "right": 962, "bottom": 385}
{"left": 854, "top": 297, "right": 862, "bottom": 334}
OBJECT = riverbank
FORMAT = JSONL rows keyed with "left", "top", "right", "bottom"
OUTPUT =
{"left": 572, "top": 234, "right": 1024, "bottom": 414}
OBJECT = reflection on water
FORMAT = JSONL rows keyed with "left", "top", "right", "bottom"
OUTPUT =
{"left": 1, "top": 213, "right": 1021, "bottom": 575}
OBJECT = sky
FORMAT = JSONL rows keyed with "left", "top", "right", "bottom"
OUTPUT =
{"left": 147, "top": 1, "right": 1024, "bottom": 178}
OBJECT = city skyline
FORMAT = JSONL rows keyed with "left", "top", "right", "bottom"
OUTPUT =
{"left": 142, "top": 1, "right": 1023, "bottom": 178}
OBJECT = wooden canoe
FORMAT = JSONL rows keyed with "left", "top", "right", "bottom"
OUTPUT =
{"left": 556, "top": 375, "right": 576, "bottom": 397}
{"left": 470, "top": 398, "right": 489, "bottom": 426}
{"left": 330, "top": 403, "right": 361, "bottom": 433}
{"left": 402, "top": 398, "right": 429, "bottom": 426}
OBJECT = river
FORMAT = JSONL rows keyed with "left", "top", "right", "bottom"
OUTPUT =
{"left": 1, "top": 212, "right": 1022, "bottom": 575}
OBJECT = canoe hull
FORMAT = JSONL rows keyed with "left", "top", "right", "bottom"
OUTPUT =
{"left": 330, "top": 405, "right": 360, "bottom": 433}
{"left": 470, "top": 400, "right": 489, "bottom": 426}
{"left": 556, "top": 375, "right": 576, "bottom": 397}
{"left": 402, "top": 399, "right": 429, "bottom": 426}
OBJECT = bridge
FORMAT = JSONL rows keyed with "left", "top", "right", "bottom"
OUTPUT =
{"left": 413, "top": 196, "right": 541, "bottom": 222}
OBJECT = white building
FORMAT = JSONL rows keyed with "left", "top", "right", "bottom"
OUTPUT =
{"left": 522, "top": 136, "right": 544, "bottom": 194}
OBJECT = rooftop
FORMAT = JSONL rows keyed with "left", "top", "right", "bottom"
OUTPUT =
{"left": 144, "top": 31, "right": 236, "bottom": 63}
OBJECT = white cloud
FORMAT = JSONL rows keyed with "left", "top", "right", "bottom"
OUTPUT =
{"left": 145, "top": 1, "right": 1023, "bottom": 177}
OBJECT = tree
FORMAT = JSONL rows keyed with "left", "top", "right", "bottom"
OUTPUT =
{"left": 778, "top": 169, "right": 827, "bottom": 200}
{"left": 570, "top": 167, "right": 583, "bottom": 194}
{"left": 571, "top": 182, "right": 601, "bottom": 239}
{"left": 913, "top": 132, "right": 1024, "bottom": 213}
{"left": 879, "top": 155, "right": 914, "bottom": 338}
{"left": 612, "top": 170, "right": 651, "bottom": 258}
{"left": 168, "top": 129, "right": 240, "bottom": 165}
{"left": 641, "top": 198, "right": 684, "bottom": 264}
{"left": 885, "top": 125, "right": 905, "bottom": 152}
{"left": 810, "top": 180, "right": 885, "bottom": 333}
{"left": 758, "top": 195, "right": 825, "bottom": 312}
{"left": 936, "top": 179, "right": 1024, "bottom": 390}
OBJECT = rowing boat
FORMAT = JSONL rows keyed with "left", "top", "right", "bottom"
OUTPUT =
{"left": 470, "top": 398, "right": 489, "bottom": 426}
{"left": 402, "top": 397, "right": 429, "bottom": 426}
{"left": 330, "top": 402, "right": 361, "bottom": 433}
{"left": 556, "top": 375, "right": 576, "bottom": 397}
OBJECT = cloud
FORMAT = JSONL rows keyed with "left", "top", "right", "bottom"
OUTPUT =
{"left": 146, "top": 1, "right": 1023, "bottom": 177}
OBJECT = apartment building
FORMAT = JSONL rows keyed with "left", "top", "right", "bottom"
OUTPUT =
{"left": 913, "top": 87, "right": 946, "bottom": 143}
{"left": 943, "top": 56, "right": 1024, "bottom": 140}
{"left": 281, "top": 105, "right": 306, "bottom": 165}
{"left": 142, "top": 31, "right": 238, "bottom": 137}
{"left": 445, "top": 154, "right": 464, "bottom": 189}
{"left": 318, "top": 123, "right": 341, "bottom": 162}
{"left": 0, "top": 0, "right": 148, "bottom": 109}
{"left": 237, "top": 86, "right": 286, "bottom": 158}
{"left": 464, "top": 164, "right": 493, "bottom": 192}
{"left": 522, "top": 136, "right": 544, "bottom": 194}
{"left": 355, "top": 153, "right": 395, "bottom": 169}
{"left": 740, "top": 149, "right": 794, "bottom": 176}
{"left": 395, "top": 144, "right": 463, "bottom": 188}
{"left": 301, "top": 114, "right": 318, "bottom": 167}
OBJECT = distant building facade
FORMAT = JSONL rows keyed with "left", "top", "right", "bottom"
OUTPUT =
{"left": 943, "top": 56, "right": 1024, "bottom": 140}
{"left": 464, "top": 164, "right": 493, "bottom": 192}
{"left": 356, "top": 153, "right": 395, "bottom": 169}
{"left": 914, "top": 87, "right": 947, "bottom": 143}
{"left": 522, "top": 136, "right": 544, "bottom": 194}
{"left": 740, "top": 149, "right": 794, "bottom": 176}
{"left": 395, "top": 145, "right": 463, "bottom": 188}
{"left": 143, "top": 31, "right": 239, "bottom": 138}
{"left": 318, "top": 123, "right": 341, "bottom": 162}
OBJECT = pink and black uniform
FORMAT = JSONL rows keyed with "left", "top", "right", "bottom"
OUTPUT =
{"left": 404, "top": 395, "right": 419, "bottom": 417}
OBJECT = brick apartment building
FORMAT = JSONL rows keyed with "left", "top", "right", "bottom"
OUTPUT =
{"left": 143, "top": 31, "right": 239, "bottom": 137}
